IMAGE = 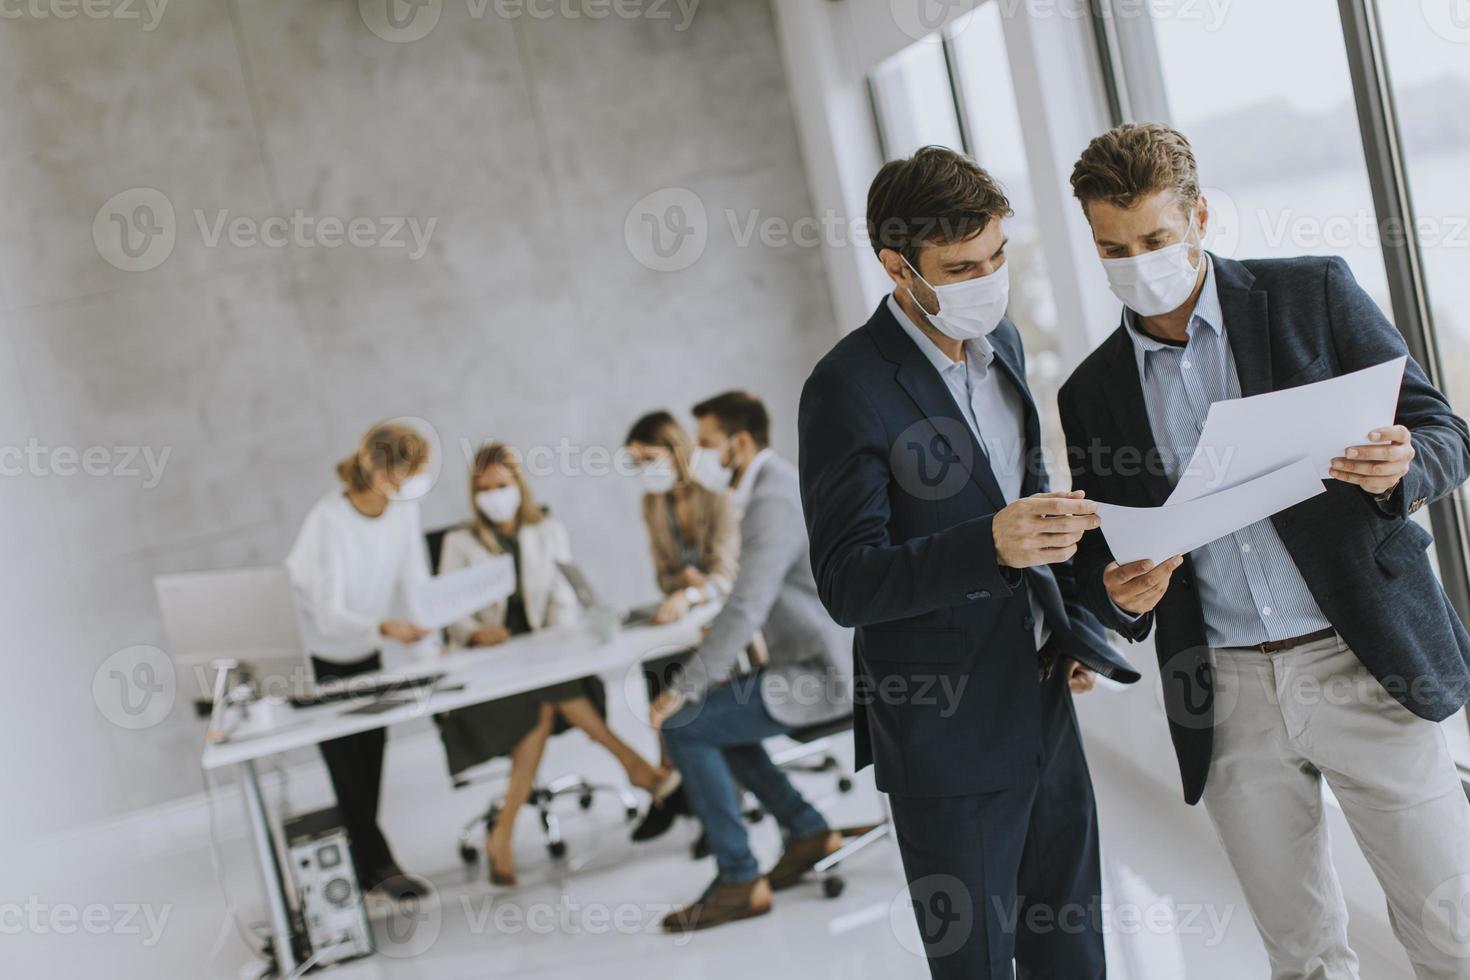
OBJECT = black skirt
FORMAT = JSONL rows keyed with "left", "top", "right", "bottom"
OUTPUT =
{"left": 436, "top": 675, "right": 607, "bottom": 777}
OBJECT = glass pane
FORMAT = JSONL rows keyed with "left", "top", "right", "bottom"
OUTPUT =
{"left": 948, "top": 2, "right": 1069, "bottom": 483}
{"left": 870, "top": 39, "right": 964, "bottom": 159}
{"left": 1378, "top": 6, "right": 1470, "bottom": 521}
{"left": 1148, "top": 0, "right": 1392, "bottom": 316}
{"left": 1378, "top": 4, "right": 1470, "bottom": 766}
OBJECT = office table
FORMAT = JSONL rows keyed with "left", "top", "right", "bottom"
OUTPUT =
{"left": 201, "top": 604, "right": 718, "bottom": 975}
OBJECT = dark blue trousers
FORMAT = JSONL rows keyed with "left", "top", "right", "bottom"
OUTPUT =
{"left": 888, "top": 667, "right": 1105, "bottom": 979}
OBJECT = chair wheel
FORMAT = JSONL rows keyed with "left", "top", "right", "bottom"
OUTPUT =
{"left": 548, "top": 840, "right": 568, "bottom": 859}
{"left": 578, "top": 794, "right": 594, "bottom": 810}
{"left": 837, "top": 777, "right": 853, "bottom": 793}
{"left": 459, "top": 844, "right": 479, "bottom": 865}
{"left": 822, "top": 876, "right": 845, "bottom": 899}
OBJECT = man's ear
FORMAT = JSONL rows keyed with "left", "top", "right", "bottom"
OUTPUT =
{"left": 878, "top": 247, "right": 908, "bottom": 287}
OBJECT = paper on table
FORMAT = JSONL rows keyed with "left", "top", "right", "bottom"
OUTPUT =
{"left": 1167, "top": 356, "right": 1406, "bottom": 505}
{"left": 412, "top": 556, "right": 516, "bottom": 631}
{"left": 1097, "top": 457, "right": 1327, "bottom": 565}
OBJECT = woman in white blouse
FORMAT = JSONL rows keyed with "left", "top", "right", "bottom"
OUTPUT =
{"left": 437, "top": 442, "right": 673, "bottom": 885}
{"left": 285, "top": 420, "right": 434, "bottom": 900}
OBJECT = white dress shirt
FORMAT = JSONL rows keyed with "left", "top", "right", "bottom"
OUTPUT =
{"left": 888, "top": 294, "right": 1049, "bottom": 650}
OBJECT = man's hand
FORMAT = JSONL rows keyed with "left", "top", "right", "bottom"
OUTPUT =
{"left": 649, "top": 689, "right": 686, "bottom": 730}
{"left": 1103, "top": 556, "right": 1184, "bottom": 615}
{"left": 993, "top": 490, "right": 1101, "bottom": 569}
{"left": 380, "top": 619, "right": 432, "bottom": 644}
{"left": 468, "top": 624, "right": 511, "bottom": 647}
{"left": 1066, "top": 660, "right": 1096, "bottom": 694}
{"left": 1331, "top": 425, "right": 1415, "bottom": 496}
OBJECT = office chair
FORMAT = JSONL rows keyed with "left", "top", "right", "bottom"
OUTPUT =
{"left": 424, "top": 524, "right": 641, "bottom": 869}
{"left": 770, "top": 713, "right": 892, "bottom": 899}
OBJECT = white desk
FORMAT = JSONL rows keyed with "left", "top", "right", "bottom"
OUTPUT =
{"left": 204, "top": 605, "right": 718, "bottom": 975}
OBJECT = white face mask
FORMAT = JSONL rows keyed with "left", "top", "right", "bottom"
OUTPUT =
{"left": 902, "top": 255, "right": 1010, "bottom": 341}
{"left": 386, "top": 472, "right": 432, "bottom": 501}
{"left": 690, "top": 447, "right": 733, "bottom": 492}
{"left": 1101, "top": 215, "right": 1204, "bottom": 317}
{"left": 476, "top": 485, "right": 521, "bottom": 524}
{"left": 638, "top": 459, "right": 677, "bottom": 495}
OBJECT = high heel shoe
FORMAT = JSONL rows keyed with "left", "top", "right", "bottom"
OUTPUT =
{"left": 485, "top": 820, "right": 517, "bottom": 887}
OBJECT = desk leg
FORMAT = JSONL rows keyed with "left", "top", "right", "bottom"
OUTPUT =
{"left": 239, "top": 758, "right": 299, "bottom": 976}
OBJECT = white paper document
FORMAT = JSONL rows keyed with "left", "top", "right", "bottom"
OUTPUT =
{"left": 411, "top": 556, "right": 516, "bottom": 631}
{"left": 1097, "top": 458, "right": 1327, "bottom": 566}
{"left": 1167, "top": 356, "right": 1406, "bottom": 505}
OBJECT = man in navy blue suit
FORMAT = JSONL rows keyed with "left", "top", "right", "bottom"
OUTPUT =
{"left": 798, "top": 146, "right": 1139, "bottom": 979}
{"left": 1060, "top": 123, "right": 1470, "bottom": 979}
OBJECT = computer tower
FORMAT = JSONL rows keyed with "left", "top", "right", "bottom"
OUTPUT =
{"left": 284, "top": 807, "right": 372, "bottom": 967}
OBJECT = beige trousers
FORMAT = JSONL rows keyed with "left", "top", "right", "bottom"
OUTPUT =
{"left": 1201, "top": 634, "right": 1470, "bottom": 980}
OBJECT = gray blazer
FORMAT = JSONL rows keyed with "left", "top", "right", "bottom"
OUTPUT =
{"left": 680, "top": 453, "right": 852, "bottom": 728}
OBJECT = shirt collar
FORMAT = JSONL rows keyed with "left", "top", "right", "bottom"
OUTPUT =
{"left": 886, "top": 292, "right": 995, "bottom": 378}
{"left": 1123, "top": 254, "right": 1222, "bottom": 377}
{"left": 730, "top": 447, "right": 773, "bottom": 516}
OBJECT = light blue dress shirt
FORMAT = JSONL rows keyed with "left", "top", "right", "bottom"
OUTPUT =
{"left": 1121, "top": 257, "right": 1332, "bottom": 648}
{"left": 887, "top": 294, "right": 1049, "bottom": 651}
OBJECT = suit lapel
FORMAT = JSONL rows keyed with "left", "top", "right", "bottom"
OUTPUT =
{"left": 1098, "top": 324, "right": 1173, "bottom": 506}
{"left": 868, "top": 302, "right": 1008, "bottom": 512}
{"left": 1212, "top": 255, "right": 1272, "bottom": 397}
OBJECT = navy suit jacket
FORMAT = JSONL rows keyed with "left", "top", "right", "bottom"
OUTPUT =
{"left": 798, "top": 300, "right": 1139, "bottom": 799}
{"left": 1059, "top": 253, "right": 1470, "bottom": 805}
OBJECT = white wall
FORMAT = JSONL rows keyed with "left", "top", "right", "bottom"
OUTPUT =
{"left": 0, "top": 0, "right": 840, "bottom": 843}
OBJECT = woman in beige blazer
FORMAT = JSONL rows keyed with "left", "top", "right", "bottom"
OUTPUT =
{"left": 625, "top": 410, "right": 739, "bottom": 625}
{"left": 437, "top": 442, "right": 670, "bottom": 885}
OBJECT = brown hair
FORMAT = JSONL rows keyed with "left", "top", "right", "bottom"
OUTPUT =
{"left": 866, "top": 145, "right": 1013, "bottom": 269}
{"left": 692, "top": 391, "right": 770, "bottom": 450}
{"left": 1070, "top": 123, "right": 1200, "bottom": 220}
{"left": 337, "top": 421, "right": 430, "bottom": 494}
{"left": 468, "top": 442, "right": 543, "bottom": 548}
{"left": 625, "top": 410, "right": 697, "bottom": 487}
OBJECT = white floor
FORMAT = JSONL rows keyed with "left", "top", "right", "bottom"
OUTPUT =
{"left": 8, "top": 717, "right": 1414, "bottom": 979}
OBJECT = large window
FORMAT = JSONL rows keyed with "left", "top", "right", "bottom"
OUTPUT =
{"left": 869, "top": 2, "right": 1070, "bottom": 481}
{"left": 1147, "top": 0, "right": 1393, "bottom": 311}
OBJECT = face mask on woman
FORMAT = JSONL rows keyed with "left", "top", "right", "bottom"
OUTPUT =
{"left": 386, "top": 472, "right": 432, "bottom": 501}
{"left": 476, "top": 485, "right": 522, "bottom": 524}
{"left": 639, "top": 461, "right": 677, "bottom": 495}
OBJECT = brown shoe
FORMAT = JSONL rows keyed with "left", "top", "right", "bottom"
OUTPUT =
{"left": 767, "top": 830, "right": 842, "bottom": 891}
{"left": 662, "top": 877, "right": 772, "bottom": 933}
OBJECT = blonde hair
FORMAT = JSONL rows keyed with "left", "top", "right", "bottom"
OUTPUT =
{"left": 468, "top": 442, "right": 543, "bottom": 550}
{"left": 624, "top": 410, "right": 697, "bottom": 488}
{"left": 337, "top": 421, "right": 430, "bottom": 493}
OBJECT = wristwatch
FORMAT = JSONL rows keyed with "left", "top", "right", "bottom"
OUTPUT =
{"left": 682, "top": 585, "right": 703, "bottom": 605}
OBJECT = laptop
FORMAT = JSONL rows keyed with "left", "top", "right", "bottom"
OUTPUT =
{"left": 556, "top": 561, "right": 661, "bottom": 627}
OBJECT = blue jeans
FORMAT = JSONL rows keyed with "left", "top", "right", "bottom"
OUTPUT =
{"left": 662, "top": 673, "right": 829, "bottom": 882}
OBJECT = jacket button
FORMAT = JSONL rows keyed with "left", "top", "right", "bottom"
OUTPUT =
{"left": 1022, "top": 615, "right": 1035, "bottom": 629}
{"left": 967, "top": 590, "right": 991, "bottom": 600}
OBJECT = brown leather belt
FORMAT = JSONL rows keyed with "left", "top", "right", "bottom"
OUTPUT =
{"left": 1256, "top": 627, "right": 1337, "bottom": 655}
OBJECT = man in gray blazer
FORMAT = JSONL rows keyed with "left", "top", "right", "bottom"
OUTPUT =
{"left": 656, "top": 390, "right": 852, "bottom": 933}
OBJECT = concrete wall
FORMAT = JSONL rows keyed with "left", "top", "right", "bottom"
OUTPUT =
{"left": 0, "top": 0, "right": 838, "bottom": 842}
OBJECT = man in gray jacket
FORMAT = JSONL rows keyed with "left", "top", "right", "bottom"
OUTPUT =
{"left": 656, "top": 390, "right": 852, "bottom": 932}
